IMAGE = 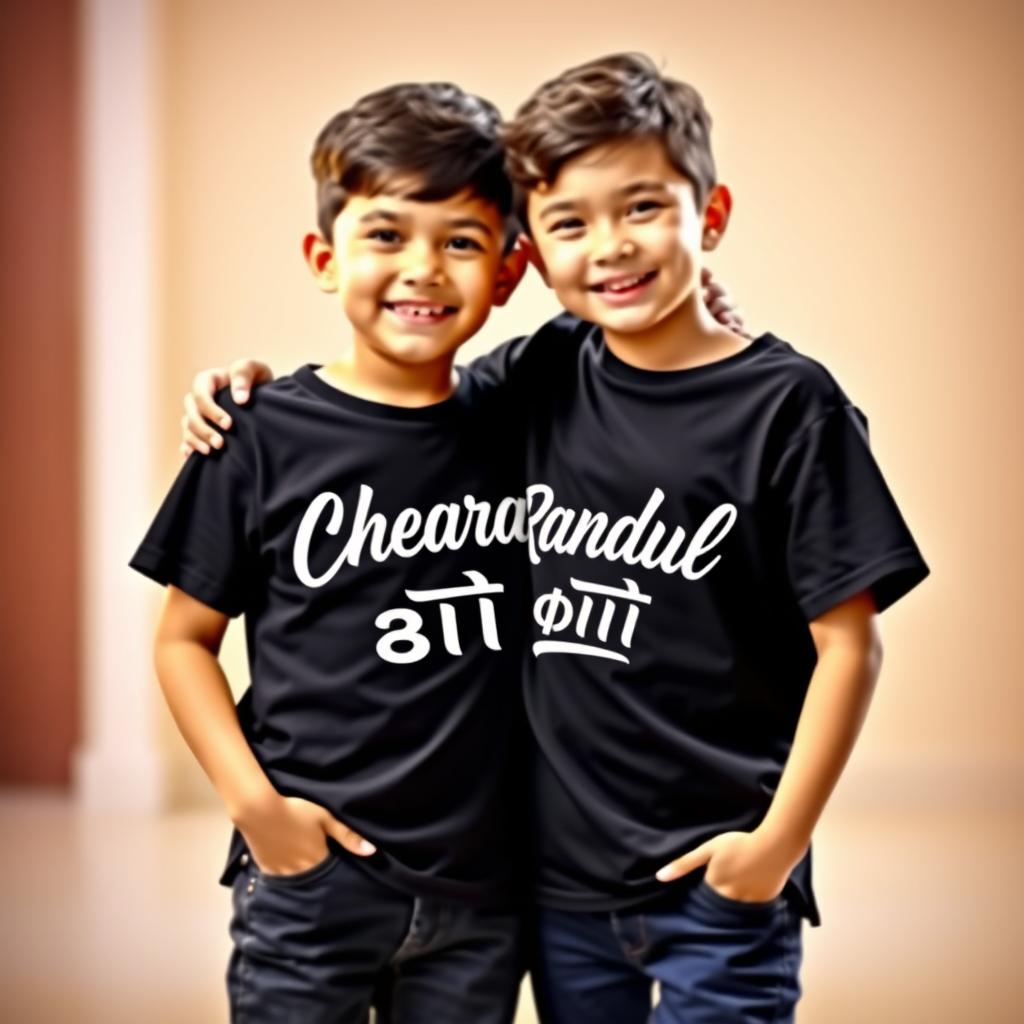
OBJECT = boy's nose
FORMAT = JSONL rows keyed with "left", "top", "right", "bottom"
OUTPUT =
{"left": 593, "top": 230, "right": 638, "bottom": 265}
{"left": 400, "top": 246, "right": 445, "bottom": 286}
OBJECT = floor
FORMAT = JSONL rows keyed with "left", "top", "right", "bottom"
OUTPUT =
{"left": 0, "top": 792, "right": 1019, "bottom": 1023}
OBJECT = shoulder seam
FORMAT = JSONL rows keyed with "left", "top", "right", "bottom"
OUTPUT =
{"left": 768, "top": 402, "right": 859, "bottom": 487}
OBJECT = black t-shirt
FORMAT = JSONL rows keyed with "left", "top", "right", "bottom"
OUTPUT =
{"left": 129, "top": 364, "right": 530, "bottom": 905}
{"left": 474, "top": 314, "right": 929, "bottom": 925}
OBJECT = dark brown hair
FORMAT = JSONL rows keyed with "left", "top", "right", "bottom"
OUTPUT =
{"left": 311, "top": 82, "right": 515, "bottom": 246}
{"left": 503, "top": 53, "right": 716, "bottom": 230}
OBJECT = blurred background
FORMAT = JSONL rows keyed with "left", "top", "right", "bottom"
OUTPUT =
{"left": 1, "top": 0, "right": 1021, "bottom": 1020}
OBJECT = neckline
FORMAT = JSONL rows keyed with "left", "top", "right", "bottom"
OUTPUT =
{"left": 293, "top": 363, "right": 470, "bottom": 422}
{"left": 594, "top": 328, "right": 777, "bottom": 387}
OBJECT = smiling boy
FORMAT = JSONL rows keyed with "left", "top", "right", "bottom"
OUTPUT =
{"left": 178, "top": 53, "right": 928, "bottom": 1023}
{"left": 497, "top": 55, "right": 928, "bottom": 1023}
{"left": 129, "top": 81, "right": 535, "bottom": 1023}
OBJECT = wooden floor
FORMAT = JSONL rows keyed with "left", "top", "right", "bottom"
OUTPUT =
{"left": 0, "top": 791, "right": 1019, "bottom": 1022}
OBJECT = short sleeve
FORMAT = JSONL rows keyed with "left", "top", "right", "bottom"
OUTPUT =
{"left": 129, "top": 447, "right": 261, "bottom": 618}
{"left": 769, "top": 405, "right": 929, "bottom": 621}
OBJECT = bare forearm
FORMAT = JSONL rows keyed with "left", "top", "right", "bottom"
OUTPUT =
{"left": 154, "top": 639, "right": 275, "bottom": 819}
{"left": 655, "top": 595, "right": 883, "bottom": 895}
{"left": 759, "top": 636, "right": 882, "bottom": 856}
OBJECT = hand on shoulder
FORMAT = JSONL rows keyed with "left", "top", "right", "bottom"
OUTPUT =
{"left": 180, "top": 357, "right": 275, "bottom": 458}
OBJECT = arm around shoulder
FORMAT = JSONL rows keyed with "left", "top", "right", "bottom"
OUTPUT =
{"left": 181, "top": 357, "right": 276, "bottom": 457}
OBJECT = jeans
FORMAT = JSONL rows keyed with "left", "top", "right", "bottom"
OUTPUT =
{"left": 529, "top": 872, "right": 803, "bottom": 1024}
{"left": 225, "top": 838, "right": 523, "bottom": 1023}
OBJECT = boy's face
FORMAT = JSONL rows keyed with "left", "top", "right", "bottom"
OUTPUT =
{"left": 306, "top": 186, "right": 524, "bottom": 365}
{"left": 524, "top": 137, "right": 728, "bottom": 338}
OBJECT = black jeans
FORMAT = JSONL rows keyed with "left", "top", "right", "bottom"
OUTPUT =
{"left": 226, "top": 839, "right": 523, "bottom": 1023}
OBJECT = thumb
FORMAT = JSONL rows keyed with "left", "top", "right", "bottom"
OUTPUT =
{"left": 655, "top": 839, "right": 713, "bottom": 883}
{"left": 323, "top": 815, "right": 376, "bottom": 857}
{"left": 229, "top": 358, "right": 274, "bottom": 403}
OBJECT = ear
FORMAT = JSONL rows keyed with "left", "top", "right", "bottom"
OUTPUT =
{"left": 701, "top": 184, "right": 733, "bottom": 253}
{"left": 491, "top": 239, "right": 530, "bottom": 307}
{"left": 517, "top": 231, "right": 552, "bottom": 288}
{"left": 303, "top": 232, "right": 338, "bottom": 292}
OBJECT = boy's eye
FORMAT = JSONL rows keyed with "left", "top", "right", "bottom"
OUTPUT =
{"left": 550, "top": 217, "right": 584, "bottom": 233}
{"left": 446, "top": 235, "right": 484, "bottom": 252}
{"left": 367, "top": 229, "right": 401, "bottom": 244}
{"left": 627, "top": 200, "right": 663, "bottom": 216}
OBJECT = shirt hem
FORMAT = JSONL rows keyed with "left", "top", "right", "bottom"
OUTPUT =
{"left": 217, "top": 826, "right": 518, "bottom": 909}
{"left": 129, "top": 544, "right": 246, "bottom": 618}
{"left": 798, "top": 547, "right": 929, "bottom": 622}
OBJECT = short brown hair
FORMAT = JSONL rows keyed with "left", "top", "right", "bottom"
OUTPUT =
{"left": 503, "top": 53, "right": 716, "bottom": 229}
{"left": 311, "top": 82, "right": 514, "bottom": 245}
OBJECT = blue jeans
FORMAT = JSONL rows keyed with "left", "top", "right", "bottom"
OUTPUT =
{"left": 226, "top": 838, "right": 523, "bottom": 1023}
{"left": 530, "top": 873, "right": 803, "bottom": 1024}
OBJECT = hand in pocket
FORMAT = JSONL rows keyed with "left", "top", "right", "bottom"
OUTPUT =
{"left": 237, "top": 792, "right": 375, "bottom": 876}
{"left": 655, "top": 828, "right": 802, "bottom": 903}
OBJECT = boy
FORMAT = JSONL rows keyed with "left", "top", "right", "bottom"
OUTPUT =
{"left": 179, "top": 54, "right": 929, "bottom": 1023}
{"left": 130, "top": 81, "right": 536, "bottom": 1023}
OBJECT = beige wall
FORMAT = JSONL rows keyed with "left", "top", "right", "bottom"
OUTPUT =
{"left": 152, "top": 0, "right": 1023, "bottom": 803}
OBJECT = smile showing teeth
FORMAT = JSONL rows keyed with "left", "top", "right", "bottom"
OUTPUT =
{"left": 592, "top": 270, "right": 657, "bottom": 293}
{"left": 383, "top": 301, "right": 456, "bottom": 322}
{"left": 608, "top": 275, "right": 645, "bottom": 292}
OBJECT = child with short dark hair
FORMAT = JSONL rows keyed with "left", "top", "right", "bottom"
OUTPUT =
{"left": 130, "top": 81, "right": 533, "bottom": 1023}
{"left": 177, "top": 53, "right": 928, "bottom": 1023}
{"left": 495, "top": 52, "right": 928, "bottom": 1023}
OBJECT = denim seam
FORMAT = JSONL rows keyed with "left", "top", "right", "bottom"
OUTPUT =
{"left": 389, "top": 896, "right": 424, "bottom": 964}
{"left": 611, "top": 911, "right": 649, "bottom": 962}
{"left": 769, "top": 907, "right": 800, "bottom": 1023}
{"left": 232, "top": 873, "right": 257, "bottom": 1024}
{"left": 235, "top": 946, "right": 252, "bottom": 1024}
{"left": 387, "top": 897, "right": 426, "bottom": 1024}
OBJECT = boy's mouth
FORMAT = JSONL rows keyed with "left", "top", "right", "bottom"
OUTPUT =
{"left": 382, "top": 300, "right": 458, "bottom": 325}
{"left": 589, "top": 270, "right": 658, "bottom": 304}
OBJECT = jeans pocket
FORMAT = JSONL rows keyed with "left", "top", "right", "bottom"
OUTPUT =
{"left": 694, "top": 878, "right": 784, "bottom": 916}
{"left": 254, "top": 844, "right": 341, "bottom": 888}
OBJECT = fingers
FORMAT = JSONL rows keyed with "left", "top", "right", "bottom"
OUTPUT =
{"left": 181, "top": 392, "right": 224, "bottom": 456}
{"left": 230, "top": 367, "right": 251, "bottom": 404}
{"left": 324, "top": 815, "right": 376, "bottom": 857}
{"left": 228, "top": 358, "right": 274, "bottom": 404}
{"left": 719, "top": 306, "right": 750, "bottom": 337}
{"left": 701, "top": 273, "right": 747, "bottom": 335}
{"left": 708, "top": 294, "right": 733, "bottom": 319}
{"left": 655, "top": 841, "right": 712, "bottom": 882}
{"left": 706, "top": 291, "right": 749, "bottom": 337}
{"left": 193, "top": 368, "right": 234, "bottom": 431}
{"left": 655, "top": 856, "right": 691, "bottom": 882}
{"left": 703, "top": 278, "right": 726, "bottom": 302}
{"left": 181, "top": 422, "right": 210, "bottom": 457}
